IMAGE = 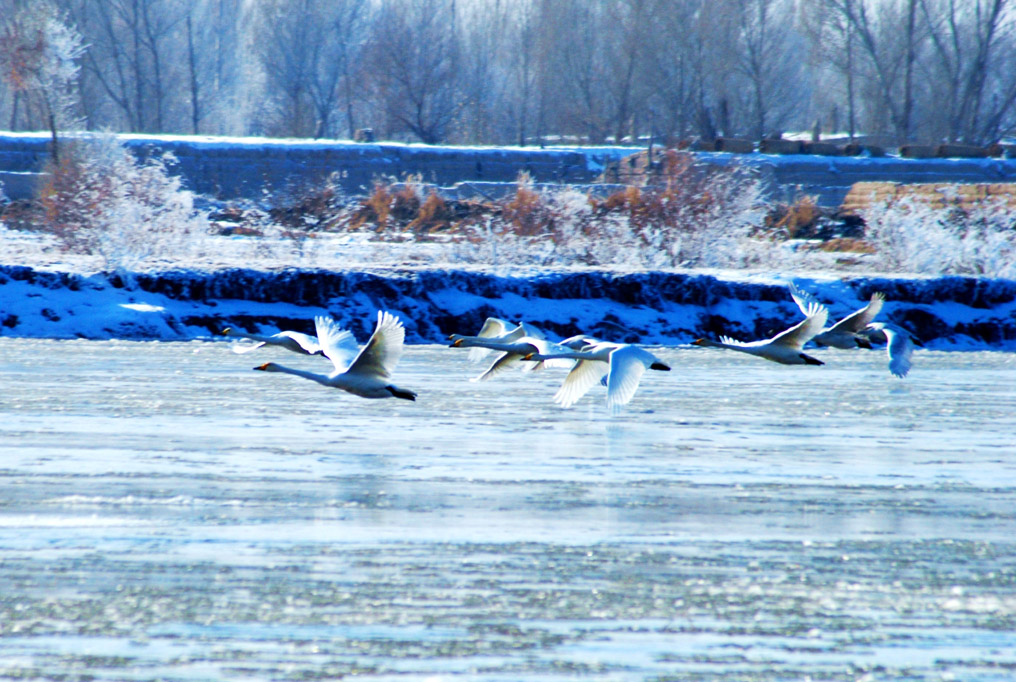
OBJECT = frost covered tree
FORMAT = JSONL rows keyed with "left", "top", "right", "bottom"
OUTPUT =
{"left": 0, "top": 1, "right": 84, "bottom": 162}
{"left": 39, "top": 135, "right": 207, "bottom": 274}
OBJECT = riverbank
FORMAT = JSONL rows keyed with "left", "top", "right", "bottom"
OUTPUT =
{"left": 1, "top": 264, "right": 1014, "bottom": 349}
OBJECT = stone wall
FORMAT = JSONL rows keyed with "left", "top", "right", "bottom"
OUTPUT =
{"left": 4, "top": 132, "right": 1016, "bottom": 208}
{"left": 0, "top": 133, "right": 633, "bottom": 201}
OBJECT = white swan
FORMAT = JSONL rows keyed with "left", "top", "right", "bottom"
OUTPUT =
{"left": 220, "top": 325, "right": 325, "bottom": 355}
{"left": 524, "top": 341, "right": 671, "bottom": 412}
{"left": 789, "top": 284, "right": 886, "bottom": 349}
{"left": 864, "top": 322, "right": 914, "bottom": 378}
{"left": 448, "top": 317, "right": 547, "bottom": 363}
{"left": 450, "top": 335, "right": 576, "bottom": 381}
{"left": 253, "top": 311, "right": 417, "bottom": 400}
{"left": 693, "top": 300, "right": 829, "bottom": 365}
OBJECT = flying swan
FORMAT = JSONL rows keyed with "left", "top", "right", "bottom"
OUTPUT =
{"left": 220, "top": 325, "right": 325, "bottom": 356}
{"left": 789, "top": 284, "right": 886, "bottom": 349}
{"left": 693, "top": 299, "right": 829, "bottom": 365}
{"left": 449, "top": 334, "right": 579, "bottom": 381}
{"left": 253, "top": 311, "right": 417, "bottom": 400}
{"left": 448, "top": 317, "right": 547, "bottom": 364}
{"left": 524, "top": 341, "right": 671, "bottom": 412}
{"left": 864, "top": 322, "right": 914, "bottom": 378}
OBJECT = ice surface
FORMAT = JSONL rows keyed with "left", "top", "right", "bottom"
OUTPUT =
{"left": 1, "top": 339, "right": 1015, "bottom": 680}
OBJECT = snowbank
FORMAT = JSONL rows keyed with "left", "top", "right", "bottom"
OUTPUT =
{"left": 2, "top": 264, "right": 1014, "bottom": 350}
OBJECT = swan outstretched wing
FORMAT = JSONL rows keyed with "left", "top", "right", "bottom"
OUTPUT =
{"left": 277, "top": 330, "right": 324, "bottom": 355}
{"left": 314, "top": 316, "right": 361, "bottom": 372}
{"left": 231, "top": 341, "right": 267, "bottom": 354}
{"left": 829, "top": 292, "right": 885, "bottom": 333}
{"left": 604, "top": 346, "right": 653, "bottom": 412}
{"left": 788, "top": 283, "right": 820, "bottom": 317}
{"left": 555, "top": 358, "right": 609, "bottom": 408}
{"left": 883, "top": 325, "right": 914, "bottom": 378}
{"left": 346, "top": 311, "right": 406, "bottom": 379}
{"left": 770, "top": 301, "right": 828, "bottom": 349}
{"left": 517, "top": 322, "right": 547, "bottom": 340}
{"left": 462, "top": 318, "right": 542, "bottom": 362}
{"left": 475, "top": 317, "right": 512, "bottom": 338}
{"left": 559, "top": 334, "right": 600, "bottom": 350}
{"left": 472, "top": 351, "right": 523, "bottom": 381}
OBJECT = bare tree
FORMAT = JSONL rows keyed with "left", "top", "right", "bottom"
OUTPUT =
{"left": 920, "top": 0, "right": 1015, "bottom": 143}
{"left": 803, "top": 0, "right": 861, "bottom": 139}
{"left": 254, "top": 0, "right": 372, "bottom": 138}
{"left": 643, "top": 0, "right": 701, "bottom": 142}
{"left": 365, "top": 0, "right": 463, "bottom": 144}
{"left": 63, "top": 0, "right": 185, "bottom": 133}
{"left": 730, "top": 0, "right": 809, "bottom": 139}
{"left": 821, "top": 0, "right": 930, "bottom": 143}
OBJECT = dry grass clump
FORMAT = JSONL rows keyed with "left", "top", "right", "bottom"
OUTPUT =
{"left": 766, "top": 195, "right": 822, "bottom": 239}
{"left": 244, "top": 150, "right": 770, "bottom": 267}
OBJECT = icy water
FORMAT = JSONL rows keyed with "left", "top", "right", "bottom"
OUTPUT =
{"left": 1, "top": 338, "right": 1015, "bottom": 681}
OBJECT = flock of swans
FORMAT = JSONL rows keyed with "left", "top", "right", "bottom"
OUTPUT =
{"left": 220, "top": 283, "right": 915, "bottom": 412}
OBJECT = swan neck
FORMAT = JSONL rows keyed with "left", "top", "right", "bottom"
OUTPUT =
{"left": 270, "top": 364, "right": 332, "bottom": 385}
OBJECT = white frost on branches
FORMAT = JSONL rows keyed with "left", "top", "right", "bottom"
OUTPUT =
{"left": 0, "top": 2, "right": 85, "bottom": 138}
{"left": 862, "top": 193, "right": 1016, "bottom": 279}
{"left": 44, "top": 136, "right": 210, "bottom": 275}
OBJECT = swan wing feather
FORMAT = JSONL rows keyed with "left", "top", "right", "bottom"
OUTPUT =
{"left": 769, "top": 301, "right": 828, "bottom": 349}
{"left": 345, "top": 311, "right": 405, "bottom": 379}
{"left": 554, "top": 358, "right": 609, "bottom": 408}
{"left": 788, "top": 283, "right": 820, "bottom": 317}
{"left": 828, "top": 291, "right": 885, "bottom": 333}
{"left": 883, "top": 325, "right": 914, "bottom": 378}
{"left": 468, "top": 318, "right": 513, "bottom": 362}
{"left": 472, "top": 352, "right": 523, "bottom": 381}
{"left": 314, "top": 316, "right": 361, "bottom": 372}
{"left": 278, "top": 330, "right": 323, "bottom": 355}
{"left": 231, "top": 341, "right": 267, "bottom": 354}
{"left": 604, "top": 346, "right": 651, "bottom": 412}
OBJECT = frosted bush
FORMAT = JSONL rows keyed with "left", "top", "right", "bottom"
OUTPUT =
{"left": 863, "top": 195, "right": 1016, "bottom": 278}
{"left": 448, "top": 161, "right": 775, "bottom": 271}
{"left": 40, "top": 135, "right": 210, "bottom": 274}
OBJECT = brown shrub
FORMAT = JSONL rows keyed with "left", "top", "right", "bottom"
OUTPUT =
{"left": 501, "top": 174, "right": 548, "bottom": 236}
{"left": 408, "top": 191, "right": 453, "bottom": 233}
{"left": 766, "top": 196, "right": 821, "bottom": 239}
{"left": 37, "top": 144, "right": 110, "bottom": 253}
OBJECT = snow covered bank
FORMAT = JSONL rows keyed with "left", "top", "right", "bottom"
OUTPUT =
{"left": 1, "top": 265, "right": 1014, "bottom": 350}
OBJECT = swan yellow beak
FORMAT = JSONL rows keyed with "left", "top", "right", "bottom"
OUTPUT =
{"left": 451, "top": 338, "right": 464, "bottom": 347}
{"left": 219, "top": 327, "right": 232, "bottom": 336}
{"left": 253, "top": 362, "right": 270, "bottom": 371}
{"left": 522, "top": 352, "right": 535, "bottom": 361}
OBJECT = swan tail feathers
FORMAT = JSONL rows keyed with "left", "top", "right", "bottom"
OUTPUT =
{"left": 386, "top": 385, "right": 418, "bottom": 400}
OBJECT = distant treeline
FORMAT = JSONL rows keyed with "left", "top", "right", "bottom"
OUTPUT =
{"left": 1, "top": 0, "right": 1014, "bottom": 148}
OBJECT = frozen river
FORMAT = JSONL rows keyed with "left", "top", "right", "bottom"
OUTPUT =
{"left": 1, "top": 337, "right": 1015, "bottom": 681}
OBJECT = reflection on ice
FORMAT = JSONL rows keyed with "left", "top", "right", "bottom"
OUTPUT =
{"left": 1, "top": 338, "right": 1015, "bottom": 680}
